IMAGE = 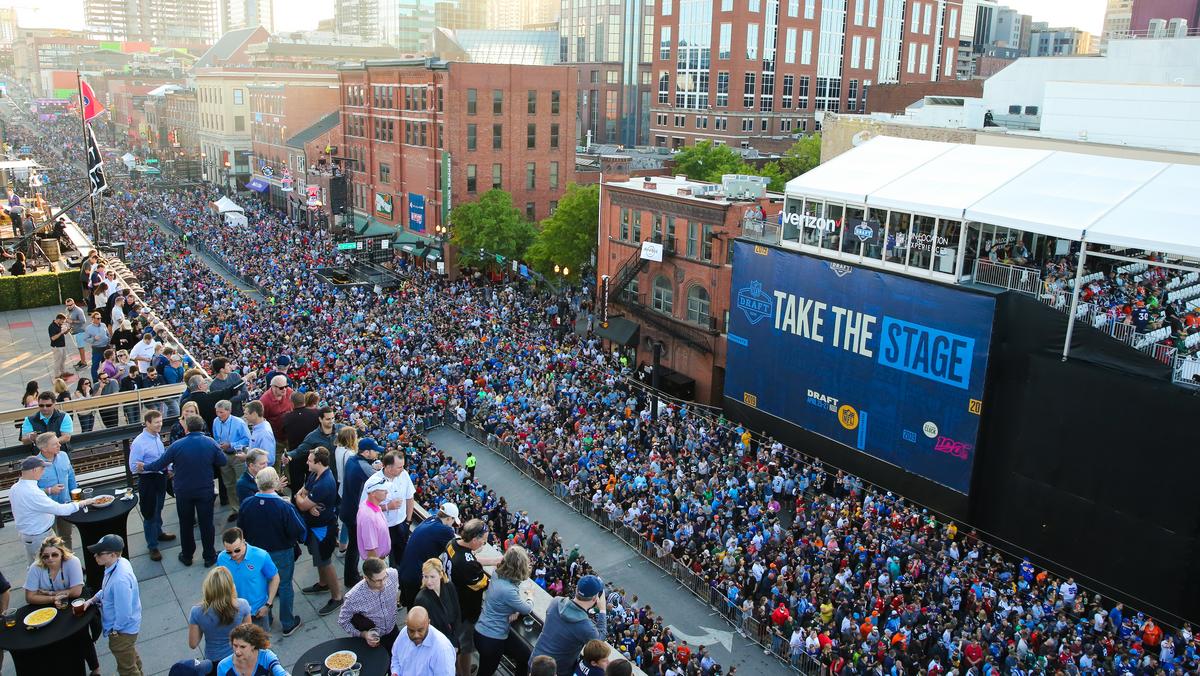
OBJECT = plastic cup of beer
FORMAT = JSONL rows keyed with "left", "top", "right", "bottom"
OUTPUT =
{"left": 2, "top": 609, "right": 15, "bottom": 628}
{"left": 71, "top": 599, "right": 86, "bottom": 617}
{"left": 70, "top": 488, "right": 82, "bottom": 502}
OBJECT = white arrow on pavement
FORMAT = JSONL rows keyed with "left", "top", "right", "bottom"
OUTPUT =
{"left": 667, "top": 624, "right": 735, "bottom": 652}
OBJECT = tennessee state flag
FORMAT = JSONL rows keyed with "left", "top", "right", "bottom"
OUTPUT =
{"left": 80, "top": 78, "right": 105, "bottom": 121}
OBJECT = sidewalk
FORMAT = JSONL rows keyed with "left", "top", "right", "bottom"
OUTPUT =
{"left": 426, "top": 427, "right": 794, "bottom": 676}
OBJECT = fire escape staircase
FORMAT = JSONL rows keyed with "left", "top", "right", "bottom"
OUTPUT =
{"left": 607, "top": 247, "right": 715, "bottom": 355}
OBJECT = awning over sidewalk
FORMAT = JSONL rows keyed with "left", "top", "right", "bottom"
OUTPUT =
{"left": 595, "top": 317, "right": 640, "bottom": 347}
{"left": 246, "top": 177, "right": 270, "bottom": 192}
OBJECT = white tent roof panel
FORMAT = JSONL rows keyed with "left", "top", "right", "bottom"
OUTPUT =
{"left": 1087, "top": 164, "right": 1200, "bottom": 258}
{"left": 784, "top": 136, "right": 1200, "bottom": 258}
{"left": 784, "top": 137, "right": 954, "bottom": 205}
{"left": 869, "top": 144, "right": 1051, "bottom": 219}
{"left": 964, "top": 152, "right": 1166, "bottom": 241}
{"left": 210, "top": 196, "right": 244, "bottom": 214}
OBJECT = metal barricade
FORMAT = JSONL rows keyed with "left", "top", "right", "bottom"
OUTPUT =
{"left": 973, "top": 260, "right": 1042, "bottom": 295}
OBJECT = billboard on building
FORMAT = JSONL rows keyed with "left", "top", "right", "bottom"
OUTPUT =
{"left": 724, "top": 243, "right": 995, "bottom": 494}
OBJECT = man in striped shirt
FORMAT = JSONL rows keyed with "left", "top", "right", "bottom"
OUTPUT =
{"left": 338, "top": 557, "right": 400, "bottom": 652}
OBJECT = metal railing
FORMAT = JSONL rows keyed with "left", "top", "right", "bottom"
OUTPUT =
{"left": 1173, "top": 353, "right": 1200, "bottom": 387}
{"left": 973, "top": 259, "right": 1042, "bottom": 295}
{"left": 742, "top": 218, "right": 784, "bottom": 246}
{"left": 453, "top": 414, "right": 827, "bottom": 675}
{"left": 1037, "top": 286, "right": 1179, "bottom": 365}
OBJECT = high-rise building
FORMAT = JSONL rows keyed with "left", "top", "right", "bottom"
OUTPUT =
{"left": 221, "top": 0, "right": 274, "bottom": 33}
{"left": 559, "top": 0, "right": 654, "bottom": 147}
{"left": 337, "top": 0, "right": 486, "bottom": 51}
{"left": 1027, "top": 22, "right": 1094, "bottom": 55}
{"left": 650, "top": 0, "right": 964, "bottom": 148}
{"left": 84, "top": 0, "right": 219, "bottom": 42}
{"left": 1101, "top": 0, "right": 1133, "bottom": 48}
{"left": 488, "top": 0, "right": 558, "bottom": 30}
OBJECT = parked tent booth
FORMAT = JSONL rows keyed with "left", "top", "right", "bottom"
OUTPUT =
{"left": 209, "top": 195, "right": 246, "bottom": 227}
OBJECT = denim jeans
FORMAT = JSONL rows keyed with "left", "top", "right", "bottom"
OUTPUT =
{"left": 137, "top": 473, "right": 167, "bottom": 549}
{"left": 268, "top": 548, "right": 298, "bottom": 631}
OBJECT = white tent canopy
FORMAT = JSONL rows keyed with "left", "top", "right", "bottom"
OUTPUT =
{"left": 784, "top": 136, "right": 1200, "bottom": 259}
{"left": 210, "top": 196, "right": 244, "bottom": 215}
{"left": 224, "top": 212, "right": 248, "bottom": 228}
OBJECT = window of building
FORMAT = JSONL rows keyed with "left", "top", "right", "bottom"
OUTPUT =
{"left": 550, "top": 123, "right": 560, "bottom": 148}
{"left": 492, "top": 164, "right": 502, "bottom": 189}
{"left": 721, "top": 0, "right": 732, "bottom": 9}
{"left": 660, "top": 26, "right": 671, "bottom": 60}
{"left": 379, "top": 162, "right": 390, "bottom": 183}
{"left": 467, "top": 89, "right": 477, "bottom": 115}
{"left": 715, "top": 116, "right": 728, "bottom": 130}
{"left": 234, "top": 116, "right": 245, "bottom": 131}
{"left": 702, "top": 223, "right": 714, "bottom": 261}
{"left": 743, "top": 72, "right": 756, "bottom": 108}
{"left": 606, "top": 70, "right": 619, "bottom": 84}
{"left": 233, "top": 89, "right": 244, "bottom": 105}
{"left": 551, "top": 90, "right": 560, "bottom": 114}
{"left": 620, "top": 208, "right": 630, "bottom": 240}
{"left": 466, "top": 123, "right": 477, "bottom": 150}
{"left": 742, "top": 118, "right": 754, "bottom": 131}
{"left": 658, "top": 72, "right": 670, "bottom": 104}
{"left": 550, "top": 161, "right": 559, "bottom": 189}
{"left": 749, "top": 0, "right": 760, "bottom": 11}
{"left": 467, "top": 164, "right": 477, "bottom": 192}
{"left": 493, "top": 124, "right": 503, "bottom": 149}
{"left": 746, "top": 23, "right": 759, "bottom": 60}
{"left": 687, "top": 221, "right": 698, "bottom": 257}
{"left": 1008, "top": 104, "right": 1021, "bottom": 114}
{"left": 663, "top": 0, "right": 672, "bottom": 14}
{"left": 687, "top": 285, "right": 711, "bottom": 326}
{"left": 526, "top": 202, "right": 536, "bottom": 220}
{"left": 527, "top": 123, "right": 537, "bottom": 149}
{"left": 716, "top": 72, "right": 730, "bottom": 107}
{"left": 652, "top": 276, "right": 674, "bottom": 314}
{"left": 1025, "top": 105, "right": 1039, "bottom": 115}
{"left": 674, "top": 115, "right": 685, "bottom": 127}
{"left": 696, "top": 116, "right": 708, "bottom": 129}
{"left": 549, "top": 201, "right": 558, "bottom": 214}
{"left": 528, "top": 90, "right": 537, "bottom": 114}
{"left": 493, "top": 90, "right": 503, "bottom": 114}
{"left": 799, "top": 75, "right": 810, "bottom": 108}
{"left": 719, "top": 24, "right": 731, "bottom": 59}
{"left": 782, "top": 74, "right": 794, "bottom": 108}
{"left": 526, "top": 162, "right": 536, "bottom": 189}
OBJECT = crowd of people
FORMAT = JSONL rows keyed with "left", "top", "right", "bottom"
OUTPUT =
{"left": 5, "top": 110, "right": 1196, "bottom": 676}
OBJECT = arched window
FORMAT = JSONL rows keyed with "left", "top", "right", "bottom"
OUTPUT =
{"left": 652, "top": 276, "right": 674, "bottom": 315}
{"left": 687, "top": 285, "right": 711, "bottom": 326}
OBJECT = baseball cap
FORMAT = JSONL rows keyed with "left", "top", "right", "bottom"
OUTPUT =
{"left": 577, "top": 574, "right": 604, "bottom": 599}
{"left": 439, "top": 502, "right": 461, "bottom": 524}
{"left": 276, "top": 355, "right": 291, "bottom": 366}
{"left": 358, "top": 438, "right": 384, "bottom": 454}
{"left": 87, "top": 533, "right": 125, "bottom": 554}
{"left": 363, "top": 474, "right": 390, "bottom": 494}
{"left": 19, "top": 456, "right": 49, "bottom": 471}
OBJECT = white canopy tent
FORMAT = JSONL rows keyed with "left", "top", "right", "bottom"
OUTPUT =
{"left": 783, "top": 136, "right": 1200, "bottom": 361}
{"left": 210, "top": 196, "right": 244, "bottom": 215}
{"left": 224, "top": 212, "right": 248, "bottom": 227}
{"left": 784, "top": 135, "right": 1200, "bottom": 262}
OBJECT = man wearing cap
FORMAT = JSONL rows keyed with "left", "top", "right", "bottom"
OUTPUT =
{"left": 263, "top": 355, "right": 291, "bottom": 392}
{"left": 364, "top": 451, "right": 415, "bottom": 567}
{"left": 10, "top": 455, "right": 98, "bottom": 562}
{"left": 83, "top": 534, "right": 142, "bottom": 676}
{"left": 356, "top": 481, "right": 391, "bottom": 561}
{"left": 531, "top": 575, "right": 608, "bottom": 675}
{"left": 398, "top": 503, "right": 461, "bottom": 608}
{"left": 341, "top": 438, "right": 382, "bottom": 589}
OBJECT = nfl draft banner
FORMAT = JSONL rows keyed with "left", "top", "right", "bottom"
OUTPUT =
{"left": 725, "top": 243, "right": 995, "bottom": 494}
{"left": 85, "top": 124, "right": 107, "bottom": 196}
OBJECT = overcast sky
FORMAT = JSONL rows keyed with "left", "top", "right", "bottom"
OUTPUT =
{"left": 5, "top": 0, "right": 1107, "bottom": 44}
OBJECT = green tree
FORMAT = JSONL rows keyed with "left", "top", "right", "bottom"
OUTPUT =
{"left": 449, "top": 189, "right": 536, "bottom": 266}
{"left": 672, "top": 140, "right": 753, "bottom": 182}
{"left": 761, "top": 134, "right": 821, "bottom": 191}
{"left": 525, "top": 183, "right": 599, "bottom": 280}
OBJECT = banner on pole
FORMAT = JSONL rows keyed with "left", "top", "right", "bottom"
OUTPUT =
{"left": 85, "top": 123, "right": 107, "bottom": 196}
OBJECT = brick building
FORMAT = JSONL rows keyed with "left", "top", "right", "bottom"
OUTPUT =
{"left": 247, "top": 81, "right": 341, "bottom": 210}
{"left": 338, "top": 59, "right": 577, "bottom": 263}
{"left": 596, "top": 170, "right": 781, "bottom": 404}
{"left": 649, "top": 0, "right": 964, "bottom": 148}
{"left": 287, "top": 113, "right": 343, "bottom": 226}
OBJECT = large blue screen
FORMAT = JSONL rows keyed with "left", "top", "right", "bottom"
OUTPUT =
{"left": 725, "top": 243, "right": 995, "bottom": 494}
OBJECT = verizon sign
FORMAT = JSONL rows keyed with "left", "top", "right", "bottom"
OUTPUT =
{"left": 782, "top": 211, "right": 838, "bottom": 233}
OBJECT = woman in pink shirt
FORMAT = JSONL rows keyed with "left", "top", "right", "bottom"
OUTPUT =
{"left": 356, "top": 483, "right": 391, "bottom": 560}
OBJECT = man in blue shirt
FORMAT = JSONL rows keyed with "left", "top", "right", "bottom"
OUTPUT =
{"left": 142, "top": 415, "right": 227, "bottom": 566}
{"left": 33, "top": 432, "right": 78, "bottom": 550}
{"left": 128, "top": 410, "right": 176, "bottom": 561}
{"left": 296, "top": 447, "right": 343, "bottom": 616}
{"left": 21, "top": 391, "right": 74, "bottom": 446}
{"left": 212, "top": 400, "right": 251, "bottom": 523}
{"left": 83, "top": 534, "right": 142, "bottom": 676}
{"left": 218, "top": 527, "right": 280, "bottom": 631}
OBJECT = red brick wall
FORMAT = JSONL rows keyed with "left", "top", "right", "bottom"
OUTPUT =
{"left": 864, "top": 78, "right": 984, "bottom": 114}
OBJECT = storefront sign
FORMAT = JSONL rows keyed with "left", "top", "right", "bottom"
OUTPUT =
{"left": 782, "top": 211, "right": 838, "bottom": 233}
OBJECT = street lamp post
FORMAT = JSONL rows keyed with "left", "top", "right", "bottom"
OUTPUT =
{"left": 435, "top": 224, "right": 449, "bottom": 273}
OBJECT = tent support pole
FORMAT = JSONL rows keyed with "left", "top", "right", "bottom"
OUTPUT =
{"left": 1062, "top": 242, "right": 1088, "bottom": 362}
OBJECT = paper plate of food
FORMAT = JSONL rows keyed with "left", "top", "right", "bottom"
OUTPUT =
{"left": 24, "top": 607, "right": 57, "bottom": 628}
{"left": 324, "top": 650, "right": 357, "bottom": 672}
{"left": 91, "top": 495, "right": 115, "bottom": 508}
